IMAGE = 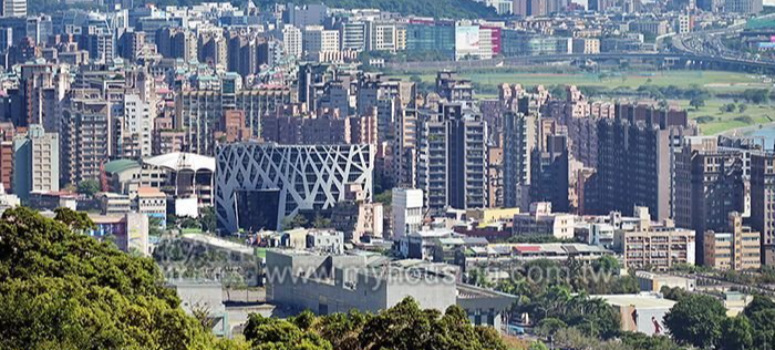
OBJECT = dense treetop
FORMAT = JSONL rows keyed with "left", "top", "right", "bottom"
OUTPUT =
{"left": 243, "top": 297, "right": 507, "bottom": 350}
{"left": 0, "top": 207, "right": 235, "bottom": 349}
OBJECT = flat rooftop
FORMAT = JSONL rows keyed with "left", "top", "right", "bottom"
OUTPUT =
{"left": 596, "top": 294, "right": 676, "bottom": 309}
{"left": 181, "top": 233, "right": 254, "bottom": 255}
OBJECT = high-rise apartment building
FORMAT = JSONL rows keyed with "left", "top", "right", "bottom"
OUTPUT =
{"left": 527, "top": 0, "right": 547, "bottom": 16}
{"left": 674, "top": 136, "right": 746, "bottom": 264}
{"left": 227, "top": 31, "right": 261, "bottom": 78}
{"left": 393, "top": 108, "right": 418, "bottom": 187}
{"left": 175, "top": 81, "right": 291, "bottom": 155}
{"left": 677, "top": 15, "right": 693, "bottom": 34}
{"left": 120, "top": 30, "right": 146, "bottom": 62}
{"left": 282, "top": 25, "right": 303, "bottom": 59}
{"left": 724, "top": 0, "right": 762, "bottom": 13}
{"left": 1, "top": 0, "right": 26, "bottom": 18}
{"left": 81, "top": 25, "right": 114, "bottom": 63}
{"left": 436, "top": 71, "right": 474, "bottom": 102}
{"left": 0, "top": 124, "right": 13, "bottom": 193}
{"left": 12, "top": 124, "right": 58, "bottom": 200}
{"left": 595, "top": 104, "right": 698, "bottom": 220}
{"left": 19, "top": 63, "right": 69, "bottom": 130}
{"left": 513, "top": 0, "right": 528, "bottom": 16}
{"left": 156, "top": 27, "right": 197, "bottom": 62}
{"left": 503, "top": 111, "right": 537, "bottom": 210}
{"left": 198, "top": 31, "right": 228, "bottom": 68}
{"left": 704, "top": 212, "right": 761, "bottom": 270}
{"left": 116, "top": 93, "right": 154, "bottom": 158}
{"left": 302, "top": 25, "right": 340, "bottom": 56}
{"left": 61, "top": 92, "right": 111, "bottom": 185}
{"left": 751, "top": 152, "right": 775, "bottom": 265}
{"left": 297, "top": 63, "right": 335, "bottom": 111}
{"left": 417, "top": 103, "right": 488, "bottom": 214}
{"left": 531, "top": 134, "right": 570, "bottom": 213}
{"left": 26, "top": 15, "right": 52, "bottom": 44}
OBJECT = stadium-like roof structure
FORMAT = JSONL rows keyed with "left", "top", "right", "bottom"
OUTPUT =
{"left": 142, "top": 152, "right": 215, "bottom": 173}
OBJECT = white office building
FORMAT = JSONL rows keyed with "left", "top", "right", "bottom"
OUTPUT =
{"left": 340, "top": 21, "right": 366, "bottom": 51}
{"left": 282, "top": 25, "right": 303, "bottom": 59}
{"left": 13, "top": 124, "right": 59, "bottom": 201}
{"left": 302, "top": 25, "right": 340, "bottom": 55}
{"left": 1, "top": 0, "right": 26, "bottom": 18}
{"left": 117, "top": 94, "right": 154, "bottom": 158}
{"left": 366, "top": 21, "right": 396, "bottom": 51}
{"left": 392, "top": 188, "right": 424, "bottom": 239}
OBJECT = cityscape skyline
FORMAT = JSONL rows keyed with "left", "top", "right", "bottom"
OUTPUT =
{"left": 1, "top": 0, "right": 775, "bottom": 349}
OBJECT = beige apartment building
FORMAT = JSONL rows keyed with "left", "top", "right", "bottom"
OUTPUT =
{"left": 135, "top": 187, "right": 167, "bottom": 218}
{"left": 704, "top": 212, "right": 761, "bottom": 270}
{"left": 61, "top": 90, "right": 111, "bottom": 185}
{"left": 614, "top": 207, "right": 696, "bottom": 270}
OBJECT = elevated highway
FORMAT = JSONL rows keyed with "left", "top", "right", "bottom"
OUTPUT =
{"left": 388, "top": 16, "right": 775, "bottom": 73}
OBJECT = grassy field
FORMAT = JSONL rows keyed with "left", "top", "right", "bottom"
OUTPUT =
{"left": 392, "top": 70, "right": 772, "bottom": 94}
{"left": 677, "top": 99, "right": 775, "bottom": 135}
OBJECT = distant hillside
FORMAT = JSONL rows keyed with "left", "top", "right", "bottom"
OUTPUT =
{"left": 259, "top": 0, "right": 498, "bottom": 19}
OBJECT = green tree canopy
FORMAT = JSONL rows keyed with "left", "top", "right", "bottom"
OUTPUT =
{"left": 744, "top": 296, "right": 775, "bottom": 350}
{"left": 0, "top": 207, "right": 242, "bottom": 349}
{"left": 243, "top": 297, "right": 507, "bottom": 350}
{"left": 312, "top": 215, "right": 332, "bottom": 229}
{"left": 536, "top": 317, "right": 567, "bottom": 338}
{"left": 76, "top": 179, "right": 101, "bottom": 196}
{"left": 619, "top": 332, "right": 683, "bottom": 350}
{"left": 199, "top": 206, "right": 217, "bottom": 233}
{"left": 663, "top": 294, "right": 726, "bottom": 349}
{"left": 282, "top": 214, "right": 309, "bottom": 230}
{"left": 659, "top": 286, "right": 690, "bottom": 301}
{"left": 720, "top": 316, "right": 753, "bottom": 350}
{"left": 743, "top": 295, "right": 775, "bottom": 317}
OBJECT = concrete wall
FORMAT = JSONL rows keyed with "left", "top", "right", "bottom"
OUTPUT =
{"left": 266, "top": 250, "right": 457, "bottom": 315}
{"left": 385, "top": 273, "right": 456, "bottom": 312}
{"left": 617, "top": 305, "right": 670, "bottom": 336}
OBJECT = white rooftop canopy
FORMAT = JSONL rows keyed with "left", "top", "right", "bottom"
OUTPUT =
{"left": 143, "top": 152, "right": 215, "bottom": 173}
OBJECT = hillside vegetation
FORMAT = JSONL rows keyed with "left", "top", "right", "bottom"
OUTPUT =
{"left": 0, "top": 207, "right": 247, "bottom": 349}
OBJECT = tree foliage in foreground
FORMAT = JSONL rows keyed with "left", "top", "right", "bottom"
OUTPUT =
{"left": 663, "top": 294, "right": 726, "bottom": 349}
{"left": 661, "top": 293, "right": 775, "bottom": 350}
{"left": 0, "top": 207, "right": 245, "bottom": 349}
{"left": 243, "top": 298, "right": 507, "bottom": 350}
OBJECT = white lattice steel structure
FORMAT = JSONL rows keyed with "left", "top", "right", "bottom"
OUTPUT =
{"left": 215, "top": 143, "right": 374, "bottom": 233}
